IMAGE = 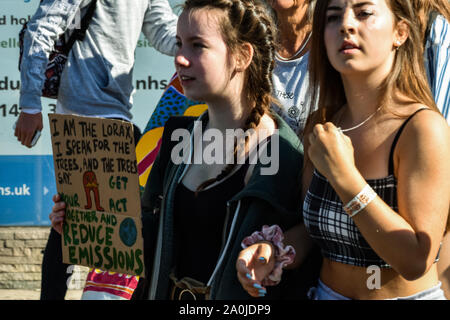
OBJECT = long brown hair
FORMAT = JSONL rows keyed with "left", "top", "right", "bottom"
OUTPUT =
{"left": 306, "top": 0, "right": 439, "bottom": 136}
{"left": 182, "top": 0, "right": 278, "bottom": 193}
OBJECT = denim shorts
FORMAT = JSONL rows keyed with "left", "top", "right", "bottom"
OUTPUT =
{"left": 308, "top": 279, "right": 447, "bottom": 300}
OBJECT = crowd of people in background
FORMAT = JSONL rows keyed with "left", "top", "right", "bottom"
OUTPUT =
{"left": 15, "top": 0, "right": 449, "bottom": 300}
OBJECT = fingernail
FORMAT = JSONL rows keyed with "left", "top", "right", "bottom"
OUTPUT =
{"left": 258, "top": 289, "right": 266, "bottom": 294}
{"left": 253, "top": 283, "right": 262, "bottom": 289}
{"left": 246, "top": 273, "right": 252, "bottom": 280}
{"left": 258, "top": 292, "right": 265, "bottom": 297}
{"left": 258, "top": 257, "right": 266, "bottom": 263}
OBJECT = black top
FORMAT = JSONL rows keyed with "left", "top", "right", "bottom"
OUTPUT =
{"left": 174, "top": 162, "right": 249, "bottom": 284}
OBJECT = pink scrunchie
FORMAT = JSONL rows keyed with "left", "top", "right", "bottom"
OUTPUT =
{"left": 241, "top": 225, "right": 296, "bottom": 286}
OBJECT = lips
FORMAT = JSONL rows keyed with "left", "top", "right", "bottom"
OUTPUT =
{"left": 177, "top": 73, "right": 196, "bottom": 88}
{"left": 178, "top": 74, "right": 195, "bottom": 81}
{"left": 339, "top": 40, "right": 360, "bottom": 52}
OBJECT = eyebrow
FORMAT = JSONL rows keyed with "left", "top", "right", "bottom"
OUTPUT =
{"left": 189, "top": 36, "right": 206, "bottom": 42}
{"left": 175, "top": 35, "right": 206, "bottom": 42}
{"left": 327, "top": 1, "right": 375, "bottom": 12}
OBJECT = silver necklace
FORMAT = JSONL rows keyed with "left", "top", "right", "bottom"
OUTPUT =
{"left": 275, "top": 32, "right": 312, "bottom": 61}
{"left": 338, "top": 106, "right": 382, "bottom": 133}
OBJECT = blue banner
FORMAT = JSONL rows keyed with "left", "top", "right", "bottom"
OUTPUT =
{"left": 0, "top": 155, "right": 56, "bottom": 225}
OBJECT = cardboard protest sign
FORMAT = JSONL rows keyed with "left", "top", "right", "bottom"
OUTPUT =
{"left": 48, "top": 114, "right": 144, "bottom": 277}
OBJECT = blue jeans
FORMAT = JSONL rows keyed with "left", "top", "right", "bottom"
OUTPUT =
{"left": 308, "top": 279, "right": 447, "bottom": 300}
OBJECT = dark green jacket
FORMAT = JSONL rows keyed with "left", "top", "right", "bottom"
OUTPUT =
{"left": 137, "top": 112, "right": 310, "bottom": 300}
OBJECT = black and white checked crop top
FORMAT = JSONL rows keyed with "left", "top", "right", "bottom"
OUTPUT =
{"left": 303, "top": 108, "right": 441, "bottom": 268}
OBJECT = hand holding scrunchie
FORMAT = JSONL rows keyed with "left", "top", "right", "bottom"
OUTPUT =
{"left": 241, "top": 225, "right": 296, "bottom": 286}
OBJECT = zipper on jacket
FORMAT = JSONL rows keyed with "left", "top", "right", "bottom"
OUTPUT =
{"left": 207, "top": 200, "right": 241, "bottom": 288}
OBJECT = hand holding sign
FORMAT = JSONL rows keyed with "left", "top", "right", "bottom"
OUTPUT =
{"left": 48, "top": 114, "right": 145, "bottom": 277}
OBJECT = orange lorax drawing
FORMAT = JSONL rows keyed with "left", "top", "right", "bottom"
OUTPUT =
{"left": 83, "top": 171, "right": 105, "bottom": 211}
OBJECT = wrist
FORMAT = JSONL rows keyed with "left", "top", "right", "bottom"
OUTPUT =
{"left": 343, "top": 184, "right": 377, "bottom": 218}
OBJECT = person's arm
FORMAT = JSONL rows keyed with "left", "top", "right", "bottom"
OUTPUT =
{"left": 307, "top": 110, "right": 450, "bottom": 281}
{"left": 425, "top": 15, "right": 450, "bottom": 123}
{"left": 17, "top": 0, "right": 83, "bottom": 147}
{"left": 141, "top": 0, "right": 178, "bottom": 57}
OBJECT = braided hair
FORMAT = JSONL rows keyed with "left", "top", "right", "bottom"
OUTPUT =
{"left": 182, "top": 0, "right": 278, "bottom": 194}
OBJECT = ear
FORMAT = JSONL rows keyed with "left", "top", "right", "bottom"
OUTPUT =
{"left": 235, "top": 42, "right": 254, "bottom": 72}
{"left": 393, "top": 20, "right": 409, "bottom": 49}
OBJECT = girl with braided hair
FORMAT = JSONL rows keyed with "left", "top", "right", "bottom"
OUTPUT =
{"left": 132, "top": 0, "right": 306, "bottom": 300}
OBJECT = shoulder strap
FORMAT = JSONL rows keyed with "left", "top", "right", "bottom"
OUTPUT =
{"left": 388, "top": 108, "right": 429, "bottom": 175}
{"left": 63, "top": 0, "right": 97, "bottom": 54}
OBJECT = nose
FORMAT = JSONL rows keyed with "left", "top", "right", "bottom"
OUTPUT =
{"left": 340, "top": 10, "right": 356, "bottom": 35}
{"left": 174, "top": 51, "right": 190, "bottom": 68}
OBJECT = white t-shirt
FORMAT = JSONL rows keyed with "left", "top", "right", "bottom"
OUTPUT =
{"left": 272, "top": 52, "right": 314, "bottom": 136}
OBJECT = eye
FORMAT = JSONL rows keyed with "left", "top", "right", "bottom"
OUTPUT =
{"left": 175, "top": 40, "right": 182, "bottom": 48}
{"left": 357, "top": 9, "right": 374, "bottom": 19}
{"left": 193, "top": 42, "right": 206, "bottom": 49}
{"left": 326, "top": 14, "right": 340, "bottom": 23}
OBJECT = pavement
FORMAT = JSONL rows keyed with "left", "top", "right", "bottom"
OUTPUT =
{"left": 0, "top": 289, "right": 83, "bottom": 300}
